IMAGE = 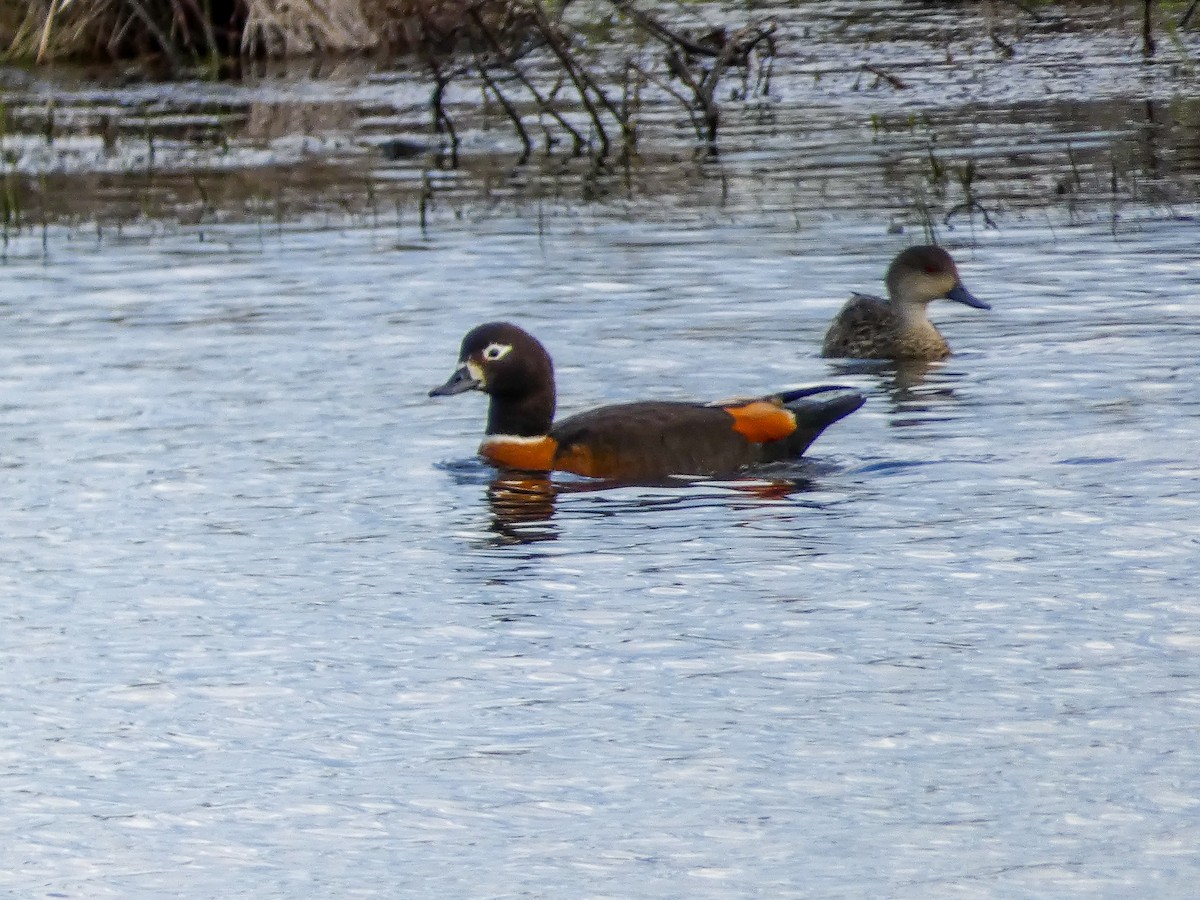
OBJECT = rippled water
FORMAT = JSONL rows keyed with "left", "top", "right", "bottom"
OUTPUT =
{"left": 3, "top": 212, "right": 1198, "bottom": 896}
{"left": 2, "top": 0, "right": 1199, "bottom": 232}
{"left": 3, "top": 2, "right": 1200, "bottom": 896}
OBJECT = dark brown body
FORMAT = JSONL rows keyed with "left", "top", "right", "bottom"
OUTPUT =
{"left": 547, "top": 396, "right": 858, "bottom": 480}
{"left": 433, "top": 322, "right": 865, "bottom": 481}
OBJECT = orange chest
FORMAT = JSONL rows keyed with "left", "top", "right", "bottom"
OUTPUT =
{"left": 480, "top": 435, "right": 556, "bottom": 471}
{"left": 480, "top": 435, "right": 604, "bottom": 478}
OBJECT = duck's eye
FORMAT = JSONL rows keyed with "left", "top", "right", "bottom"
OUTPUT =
{"left": 482, "top": 342, "right": 512, "bottom": 362}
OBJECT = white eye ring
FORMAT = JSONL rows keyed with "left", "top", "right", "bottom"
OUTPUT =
{"left": 482, "top": 342, "right": 512, "bottom": 362}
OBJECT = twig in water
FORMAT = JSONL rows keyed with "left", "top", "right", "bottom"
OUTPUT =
{"left": 944, "top": 200, "right": 998, "bottom": 229}
{"left": 696, "top": 25, "right": 773, "bottom": 146}
{"left": 611, "top": 0, "right": 775, "bottom": 149}
{"left": 468, "top": 7, "right": 586, "bottom": 156}
{"left": 472, "top": 55, "right": 533, "bottom": 161}
{"left": 610, "top": 0, "right": 737, "bottom": 60}
{"left": 526, "top": 0, "right": 616, "bottom": 157}
{"left": 1065, "top": 142, "right": 1082, "bottom": 190}
{"left": 989, "top": 31, "right": 1015, "bottom": 59}
{"left": 426, "top": 58, "right": 461, "bottom": 163}
{"left": 1182, "top": 0, "right": 1199, "bottom": 28}
{"left": 861, "top": 64, "right": 907, "bottom": 89}
{"left": 1143, "top": 0, "right": 1156, "bottom": 57}
{"left": 1007, "top": 0, "right": 1044, "bottom": 22}
{"left": 629, "top": 59, "right": 707, "bottom": 145}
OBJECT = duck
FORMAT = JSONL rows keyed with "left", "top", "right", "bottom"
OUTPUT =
{"left": 430, "top": 322, "right": 864, "bottom": 481}
{"left": 821, "top": 245, "right": 990, "bottom": 360}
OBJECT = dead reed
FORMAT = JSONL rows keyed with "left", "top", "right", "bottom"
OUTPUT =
{"left": 0, "top": 0, "right": 534, "bottom": 62}
{"left": 2, "top": 0, "right": 232, "bottom": 65}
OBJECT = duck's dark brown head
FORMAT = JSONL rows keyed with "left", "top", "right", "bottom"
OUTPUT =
{"left": 429, "top": 322, "right": 556, "bottom": 437}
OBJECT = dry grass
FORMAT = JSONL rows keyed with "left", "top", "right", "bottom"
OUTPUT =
{"left": 3, "top": 1, "right": 116, "bottom": 62}
{"left": 242, "top": 0, "right": 375, "bottom": 56}
{"left": 2, "top": 0, "right": 231, "bottom": 63}
{"left": 242, "top": 0, "right": 528, "bottom": 55}
{"left": 0, "top": 0, "right": 523, "bottom": 63}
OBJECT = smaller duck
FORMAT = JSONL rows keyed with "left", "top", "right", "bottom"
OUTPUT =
{"left": 821, "top": 245, "right": 990, "bottom": 361}
{"left": 431, "top": 322, "right": 864, "bottom": 481}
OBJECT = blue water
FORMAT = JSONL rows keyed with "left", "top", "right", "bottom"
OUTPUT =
{"left": 3, "top": 1, "right": 1200, "bottom": 893}
{"left": 1, "top": 211, "right": 1197, "bottom": 896}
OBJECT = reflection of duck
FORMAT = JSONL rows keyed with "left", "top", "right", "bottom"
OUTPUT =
{"left": 483, "top": 472, "right": 828, "bottom": 547}
{"left": 822, "top": 246, "right": 990, "bottom": 361}
{"left": 486, "top": 475, "right": 559, "bottom": 545}
{"left": 431, "top": 322, "right": 864, "bottom": 481}
{"left": 826, "top": 357, "right": 968, "bottom": 426}
{"left": 827, "top": 358, "right": 939, "bottom": 394}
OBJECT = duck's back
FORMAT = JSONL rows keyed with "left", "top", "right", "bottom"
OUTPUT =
{"left": 821, "top": 293, "right": 949, "bottom": 360}
{"left": 550, "top": 402, "right": 758, "bottom": 480}
{"left": 822, "top": 293, "right": 900, "bottom": 359}
{"left": 549, "top": 388, "right": 864, "bottom": 481}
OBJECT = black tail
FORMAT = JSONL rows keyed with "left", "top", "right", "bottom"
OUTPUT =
{"left": 769, "top": 385, "right": 864, "bottom": 460}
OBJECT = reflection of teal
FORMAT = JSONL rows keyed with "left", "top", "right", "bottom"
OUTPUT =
{"left": 828, "top": 357, "right": 971, "bottom": 422}
{"left": 822, "top": 246, "right": 990, "bottom": 361}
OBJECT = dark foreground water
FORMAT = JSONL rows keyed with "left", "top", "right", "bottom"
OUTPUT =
{"left": 2, "top": 2, "right": 1200, "bottom": 896}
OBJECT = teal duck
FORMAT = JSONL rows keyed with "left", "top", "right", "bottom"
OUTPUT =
{"left": 822, "top": 245, "right": 989, "bottom": 360}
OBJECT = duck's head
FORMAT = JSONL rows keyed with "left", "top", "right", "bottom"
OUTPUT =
{"left": 430, "top": 321, "right": 554, "bottom": 398}
{"left": 430, "top": 322, "right": 557, "bottom": 436}
{"left": 886, "top": 245, "right": 989, "bottom": 311}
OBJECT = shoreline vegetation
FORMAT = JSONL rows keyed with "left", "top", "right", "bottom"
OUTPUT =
{"left": 2, "top": 1, "right": 1194, "bottom": 62}
{"left": 3, "top": 0, "right": 526, "bottom": 61}
{"left": 0, "top": 3, "right": 1194, "bottom": 160}
{"left": 0, "top": 2, "right": 1194, "bottom": 240}
{"left": 2, "top": 0, "right": 780, "bottom": 156}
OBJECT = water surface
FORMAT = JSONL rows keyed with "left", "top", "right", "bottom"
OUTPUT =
{"left": 2, "top": 2, "right": 1200, "bottom": 896}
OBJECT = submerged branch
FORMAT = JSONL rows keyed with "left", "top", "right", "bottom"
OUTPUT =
{"left": 467, "top": 6, "right": 586, "bottom": 154}
{"left": 473, "top": 52, "right": 534, "bottom": 160}
{"left": 944, "top": 199, "right": 999, "bottom": 229}
{"left": 1142, "top": 0, "right": 1155, "bottom": 57}
{"left": 861, "top": 63, "right": 907, "bottom": 90}
{"left": 526, "top": 0, "right": 615, "bottom": 157}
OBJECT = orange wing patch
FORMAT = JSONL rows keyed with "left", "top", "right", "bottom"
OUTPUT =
{"left": 480, "top": 435, "right": 558, "bottom": 472}
{"left": 723, "top": 400, "right": 797, "bottom": 444}
{"left": 552, "top": 441, "right": 602, "bottom": 478}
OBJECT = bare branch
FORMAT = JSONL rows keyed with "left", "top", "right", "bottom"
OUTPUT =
{"left": 468, "top": 5, "right": 586, "bottom": 154}
{"left": 861, "top": 63, "right": 907, "bottom": 90}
